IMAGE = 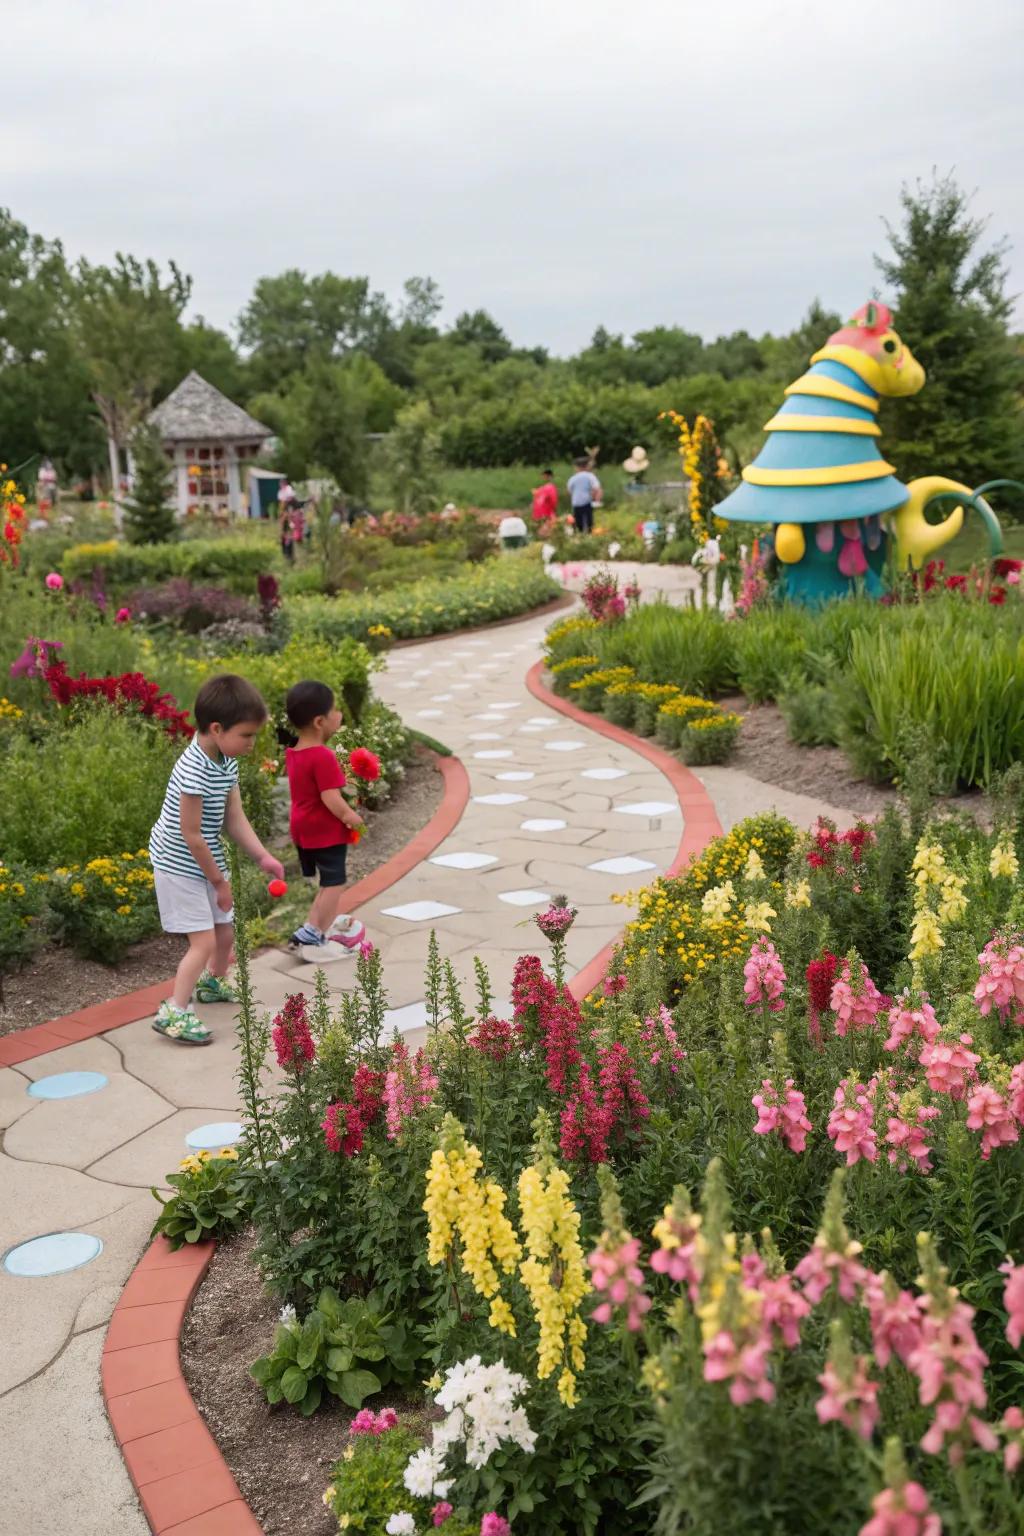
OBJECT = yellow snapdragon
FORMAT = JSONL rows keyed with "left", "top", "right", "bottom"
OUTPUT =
{"left": 518, "top": 1152, "right": 589, "bottom": 1406}
{"left": 701, "top": 880, "right": 734, "bottom": 923}
{"left": 990, "top": 839, "right": 1019, "bottom": 881}
{"left": 785, "top": 878, "right": 812, "bottom": 909}
{"left": 423, "top": 1116, "right": 521, "bottom": 1334}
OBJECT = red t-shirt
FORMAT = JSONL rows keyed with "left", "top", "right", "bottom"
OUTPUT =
{"left": 532, "top": 483, "right": 558, "bottom": 521}
{"left": 286, "top": 745, "right": 354, "bottom": 848}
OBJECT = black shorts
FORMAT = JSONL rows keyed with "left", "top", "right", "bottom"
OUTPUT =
{"left": 296, "top": 843, "right": 348, "bottom": 887}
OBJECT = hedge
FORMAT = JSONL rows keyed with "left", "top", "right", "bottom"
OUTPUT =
{"left": 60, "top": 538, "right": 274, "bottom": 594}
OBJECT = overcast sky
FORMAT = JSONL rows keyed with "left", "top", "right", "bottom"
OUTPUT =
{"left": 4, "top": 0, "right": 1022, "bottom": 354}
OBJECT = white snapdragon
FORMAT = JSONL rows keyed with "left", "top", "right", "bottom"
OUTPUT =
{"left": 408, "top": 1356, "right": 536, "bottom": 1497}
{"left": 403, "top": 1446, "right": 450, "bottom": 1499}
{"left": 385, "top": 1514, "right": 416, "bottom": 1536}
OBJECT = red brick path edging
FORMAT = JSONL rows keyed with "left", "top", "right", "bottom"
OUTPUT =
{"left": 0, "top": 751, "right": 469, "bottom": 1070}
{"left": 524, "top": 661, "right": 723, "bottom": 1001}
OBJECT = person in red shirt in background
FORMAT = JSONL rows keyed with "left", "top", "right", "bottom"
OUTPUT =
{"left": 284, "top": 680, "right": 367, "bottom": 961}
{"left": 531, "top": 468, "right": 558, "bottom": 533}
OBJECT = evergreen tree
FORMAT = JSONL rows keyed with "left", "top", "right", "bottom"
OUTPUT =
{"left": 875, "top": 172, "right": 1024, "bottom": 487}
{"left": 123, "top": 423, "right": 175, "bottom": 544}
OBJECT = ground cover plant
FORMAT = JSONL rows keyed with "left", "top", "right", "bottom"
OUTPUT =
{"left": 167, "top": 793, "right": 1024, "bottom": 1535}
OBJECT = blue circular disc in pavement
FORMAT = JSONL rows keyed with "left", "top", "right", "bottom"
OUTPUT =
{"left": 28, "top": 1071, "right": 108, "bottom": 1101}
{"left": 185, "top": 1121, "right": 243, "bottom": 1151}
{"left": 3, "top": 1232, "right": 103, "bottom": 1277}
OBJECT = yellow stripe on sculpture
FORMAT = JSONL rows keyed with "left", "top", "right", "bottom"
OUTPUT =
{"left": 762, "top": 413, "right": 881, "bottom": 436}
{"left": 743, "top": 460, "right": 897, "bottom": 488}
{"left": 784, "top": 374, "right": 879, "bottom": 412}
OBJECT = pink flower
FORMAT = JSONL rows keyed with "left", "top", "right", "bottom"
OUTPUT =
{"left": 816, "top": 1352, "right": 880, "bottom": 1441}
{"left": 919, "top": 1033, "right": 980, "bottom": 1100}
{"left": 703, "top": 1326, "right": 774, "bottom": 1405}
{"left": 44, "top": 571, "right": 63, "bottom": 591}
{"left": 468, "top": 1015, "right": 519, "bottom": 1063}
{"left": 480, "top": 1514, "right": 511, "bottom": 1536}
{"left": 1001, "top": 1258, "right": 1024, "bottom": 1350}
{"left": 966, "top": 1083, "right": 1019, "bottom": 1159}
{"left": 638, "top": 1003, "right": 687, "bottom": 1075}
{"left": 650, "top": 1208, "right": 703, "bottom": 1302}
{"left": 884, "top": 992, "right": 940, "bottom": 1052}
{"left": 1001, "top": 1406, "right": 1024, "bottom": 1475}
{"left": 1009, "top": 1061, "right": 1024, "bottom": 1124}
{"left": 535, "top": 902, "right": 576, "bottom": 941}
{"left": 827, "top": 1079, "right": 878, "bottom": 1166}
{"left": 383, "top": 1042, "right": 438, "bottom": 1141}
{"left": 752, "top": 1077, "right": 812, "bottom": 1153}
{"left": 115, "top": 606, "right": 131, "bottom": 624}
{"left": 743, "top": 937, "right": 787, "bottom": 1012}
{"left": 588, "top": 1236, "right": 651, "bottom": 1331}
{"left": 432, "top": 1502, "right": 453, "bottom": 1527}
{"left": 830, "top": 958, "right": 885, "bottom": 1037}
{"left": 908, "top": 1286, "right": 995, "bottom": 1462}
{"left": 884, "top": 1105, "right": 941, "bottom": 1174}
{"left": 974, "top": 933, "right": 1024, "bottom": 1028}
{"left": 358, "top": 938, "right": 375, "bottom": 958}
{"left": 760, "top": 1272, "right": 811, "bottom": 1350}
{"left": 271, "top": 994, "right": 315, "bottom": 1071}
{"left": 859, "top": 1479, "right": 941, "bottom": 1536}
{"left": 863, "top": 1274, "right": 923, "bottom": 1368}
{"left": 795, "top": 1237, "right": 869, "bottom": 1307}
{"left": 603, "top": 972, "right": 627, "bottom": 997}
{"left": 350, "top": 1407, "right": 398, "bottom": 1436}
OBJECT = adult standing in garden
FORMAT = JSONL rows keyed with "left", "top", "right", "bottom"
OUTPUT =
{"left": 567, "top": 456, "right": 601, "bottom": 535}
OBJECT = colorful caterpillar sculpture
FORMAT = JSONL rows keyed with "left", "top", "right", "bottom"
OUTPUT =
{"left": 717, "top": 302, "right": 1015, "bottom": 605}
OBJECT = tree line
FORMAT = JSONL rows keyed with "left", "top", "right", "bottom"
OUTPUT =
{"left": 0, "top": 173, "right": 1020, "bottom": 499}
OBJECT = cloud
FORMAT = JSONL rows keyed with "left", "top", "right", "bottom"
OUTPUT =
{"left": 3, "top": 0, "right": 1021, "bottom": 351}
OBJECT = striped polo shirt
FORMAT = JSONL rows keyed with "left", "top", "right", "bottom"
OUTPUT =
{"left": 149, "top": 736, "right": 239, "bottom": 880}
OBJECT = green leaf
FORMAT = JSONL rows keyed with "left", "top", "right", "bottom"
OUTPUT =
{"left": 326, "top": 1347, "right": 354, "bottom": 1374}
{"left": 249, "top": 1357, "right": 274, "bottom": 1384}
{"left": 280, "top": 1365, "right": 308, "bottom": 1404}
{"left": 337, "top": 1368, "right": 381, "bottom": 1409}
{"left": 299, "top": 1380, "right": 323, "bottom": 1416}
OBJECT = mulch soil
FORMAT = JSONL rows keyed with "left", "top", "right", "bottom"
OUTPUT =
{"left": 0, "top": 751, "right": 443, "bottom": 1036}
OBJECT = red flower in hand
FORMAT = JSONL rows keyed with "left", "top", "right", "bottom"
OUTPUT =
{"left": 349, "top": 747, "right": 381, "bottom": 782}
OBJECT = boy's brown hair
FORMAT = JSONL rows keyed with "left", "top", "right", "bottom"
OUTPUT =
{"left": 194, "top": 674, "right": 268, "bottom": 732}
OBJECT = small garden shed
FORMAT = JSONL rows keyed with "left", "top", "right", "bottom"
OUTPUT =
{"left": 147, "top": 371, "right": 272, "bottom": 519}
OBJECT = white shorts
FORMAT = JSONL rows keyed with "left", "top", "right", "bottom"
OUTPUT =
{"left": 154, "top": 870, "right": 234, "bottom": 933}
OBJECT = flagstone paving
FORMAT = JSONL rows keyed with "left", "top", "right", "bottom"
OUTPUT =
{"left": 0, "top": 601, "right": 858, "bottom": 1533}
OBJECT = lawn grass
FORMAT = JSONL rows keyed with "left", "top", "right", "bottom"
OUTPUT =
{"left": 438, "top": 455, "right": 683, "bottom": 512}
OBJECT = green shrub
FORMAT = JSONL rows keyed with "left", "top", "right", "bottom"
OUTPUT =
{"left": 150, "top": 1148, "right": 250, "bottom": 1248}
{"left": 777, "top": 679, "right": 841, "bottom": 746}
{"left": 46, "top": 849, "right": 160, "bottom": 962}
{"left": 0, "top": 712, "right": 180, "bottom": 866}
{"left": 596, "top": 602, "right": 738, "bottom": 695}
{"left": 0, "top": 859, "right": 46, "bottom": 1000}
{"left": 732, "top": 608, "right": 811, "bottom": 702}
{"left": 284, "top": 558, "right": 558, "bottom": 643}
{"left": 679, "top": 709, "right": 742, "bottom": 764}
{"left": 187, "top": 635, "right": 376, "bottom": 735}
{"left": 250, "top": 1288, "right": 418, "bottom": 1416}
{"left": 61, "top": 536, "right": 274, "bottom": 594}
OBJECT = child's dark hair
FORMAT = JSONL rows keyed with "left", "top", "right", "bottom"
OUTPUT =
{"left": 194, "top": 674, "right": 268, "bottom": 732}
{"left": 286, "top": 679, "right": 336, "bottom": 729}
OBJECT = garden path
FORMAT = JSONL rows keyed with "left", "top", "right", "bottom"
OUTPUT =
{"left": 0, "top": 600, "right": 855, "bottom": 1535}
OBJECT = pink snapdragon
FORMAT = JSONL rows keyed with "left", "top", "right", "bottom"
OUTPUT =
{"left": 432, "top": 1502, "right": 453, "bottom": 1526}
{"left": 918, "top": 1033, "right": 980, "bottom": 1100}
{"left": 703, "top": 1324, "right": 775, "bottom": 1406}
{"left": 638, "top": 1003, "right": 687, "bottom": 1073}
{"left": 883, "top": 992, "right": 940, "bottom": 1053}
{"left": 863, "top": 1274, "right": 923, "bottom": 1369}
{"left": 974, "top": 933, "right": 1024, "bottom": 1027}
{"left": 1001, "top": 1406, "right": 1024, "bottom": 1475}
{"left": 383, "top": 1042, "right": 438, "bottom": 1141}
{"left": 759, "top": 1272, "right": 811, "bottom": 1350}
{"left": 752, "top": 1077, "right": 813, "bottom": 1153}
{"left": 1009, "top": 1061, "right": 1024, "bottom": 1124}
{"left": 859, "top": 1478, "right": 941, "bottom": 1536}
{"left": 965, "top": 1083, "right": 1019, "bottom": 1159}
{"left": 480, "top": 1516, "right": 511, "bottom": 1536}
{"left": 884, "top": 1103, "right": 941, "bottom": 1175}
{"left": 650, "top": 1203, "right": 703, "bottom": 1302}
{"left": 743, "top": 938, "right": 787, "bottom": 1012}
{"left": 830, "top": 957, "right": 886, "bottom": 1037}
{"left": 909, "top": 1239, "right": 996, "bottom": 1463}
{"left": 350, "top": 1407, "right": 399, "bottom": 1436}
{"left": 1001, "top": 1257, "right": 1024, "bottom": 1350}
{"left": 827, "top": 1079, "right": 878, "bottom": 1166}
{"left": 588, "top": 1236, "right": 651, "bottom": 1331}
{"left": 816, "top": 1351, "right": 880, "bottom": 1441}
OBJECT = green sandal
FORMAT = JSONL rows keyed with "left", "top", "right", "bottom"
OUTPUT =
{"left": 152, "top": 1002, "right": 212, "bottom": 1046}
{"left": 195, "top": 972, "right": 239, "bottom": 1005}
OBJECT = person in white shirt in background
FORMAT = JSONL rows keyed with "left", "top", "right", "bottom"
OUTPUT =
{"left": 566, "top": 456, "right": 602, "bottom": 535}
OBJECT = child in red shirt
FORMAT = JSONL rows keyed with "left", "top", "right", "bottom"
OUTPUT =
{"left": 531, "top": 468, "right": 558, "bottom": 530}
{"left": 284, "top": 679, "right": 366, "bottom": 960}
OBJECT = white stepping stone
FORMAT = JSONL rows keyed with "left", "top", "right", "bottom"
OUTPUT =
{"left": 395, "top": 682, "right": 417, "bottom": 690}
{"left": 417, "top": 709, "right": 443, "bottom": 719}
{"left": 186, "top": 1120, "right": 243, "bottom": 1150}
{"left": 491, "top": 702, "right": 521, "bottom": 709}
{"left": 469, "top": 732, "right": 502, "bottom": 741}
{"left": 521, "top": 818, "right": 567, "bottom": 832}
{"left": 381, "top": 899, "right": 462, "bottom": 921}
{"left": 479, "top": 662, "right": 502, "bottom": 670}
{"left": 527, "top": 717, "right": 557, "bottom": 726}
{"left": 546, "top": 740, "right": 585, "bottom": 752}
{"left": 582, "top": 767, "right": 630, "bottom": 780}
{"left": 4, "top": 1233, "right": 103, "bottom": 1277}
{"left": 383, "top": 1001, "right": 429, "bottom": 1034}
{"left": 413, "top": 669, "right": 432, "bottom": 677}
{"left": 473, "top": 793, "right": 528, "bottom": 806}
{"left": 497, "top": 771, "right": 534, "bottom": 782}
{"left": 587, "top": 856, "right": 658, "bottom": 875}
{"left": 430, "top": 851, "right": 498, "bottom": 870}
{"left": 614, "top": 801, "right": 678, "bottom": 817}
{"left": 498, "top": 889, "right": 551, "bottom": 907}
{"left": 474, "top": 749, "right": 513, "bottom": 759}
{"left": 518, "top": 725, "right": 544, "bottom": 732}
{"left": 431, "top": 693, "right": 454, "bottom": 702}
{"left": 452, "top": 683, "right": 472, "bottom": 691}
{"left": 474, "top": 714, "right": 504, "bottom": 722}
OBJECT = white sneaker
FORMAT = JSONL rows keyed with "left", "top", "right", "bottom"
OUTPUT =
{"left": 298, "top": 941, "right": 353, "bottom": 965}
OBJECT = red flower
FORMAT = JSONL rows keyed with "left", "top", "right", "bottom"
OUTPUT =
{"left": 989, "top": 584, "right": 1008, "bottom": 606}
{"left": 468, "top": 1015, "right": 520, "bottom": 1062}
{"left": 993, "top": 557, "right": 1023, "bottom": 578}
{"left": 272, "top": 994, "right": 315, "bottom": 1070}
{"left": 324, "top": 1065, "right": 384, "bottom": 1156}
{"left": 349, "top": 747, "right": 381, "bottom": 782}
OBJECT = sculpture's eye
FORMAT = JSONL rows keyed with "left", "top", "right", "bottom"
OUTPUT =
{"left": 882, "top": 338, "right": 898, "bottom": 355}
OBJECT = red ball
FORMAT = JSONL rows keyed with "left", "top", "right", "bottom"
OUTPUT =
{"left": 267, "top": 879, "right": 288, "bottom": 898}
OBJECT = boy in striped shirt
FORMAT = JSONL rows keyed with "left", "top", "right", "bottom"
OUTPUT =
{"left": 149, "top": 674, "right": 285, "bottom": 1045}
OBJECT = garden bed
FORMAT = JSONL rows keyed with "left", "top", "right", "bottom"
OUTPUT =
{"left": 0, "top": 751, "right": 443, "bottom": 1035}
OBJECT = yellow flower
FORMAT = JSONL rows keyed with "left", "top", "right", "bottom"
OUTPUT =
{"left": 343, "top": 1445, "right": 355, "bottom": 1462}
{"left": 909, "top": 909, "right": 944, "bottom": 965}
{"left": 518, "top": 1158, "right": 589, "bottom": 1403}
{"left": 785, "top": 878, "right": 811, "bottom": 909}
{"left": 179, "top": 1154, "right": 203, "bottom": 1174}
{"left": 71, "top": 882, "right": 86, "bottom": 898}
{"left": 743, "top": 900, "right": 776, "bottom": 933}
{"left": 116, "top": 904, "right": 132, "bottom": 916}
{"left": 701, "top": 881, "right": 734, "bottom": 923}
{"left": 743, "top": 848, "right": 765, "bottom": 881}
{"left": 990, "top": 839, "right": 1019, "bottom": 880}
{"left": 425, "top": 1373, "right": 442, "bottom": 1392}
{"left": 216, "top": 1146, "right": 239, "bottom": 1161}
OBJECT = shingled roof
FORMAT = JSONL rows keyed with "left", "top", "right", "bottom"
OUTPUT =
{"left": 148, "top": 371, "right": 272, "bottom": 443}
